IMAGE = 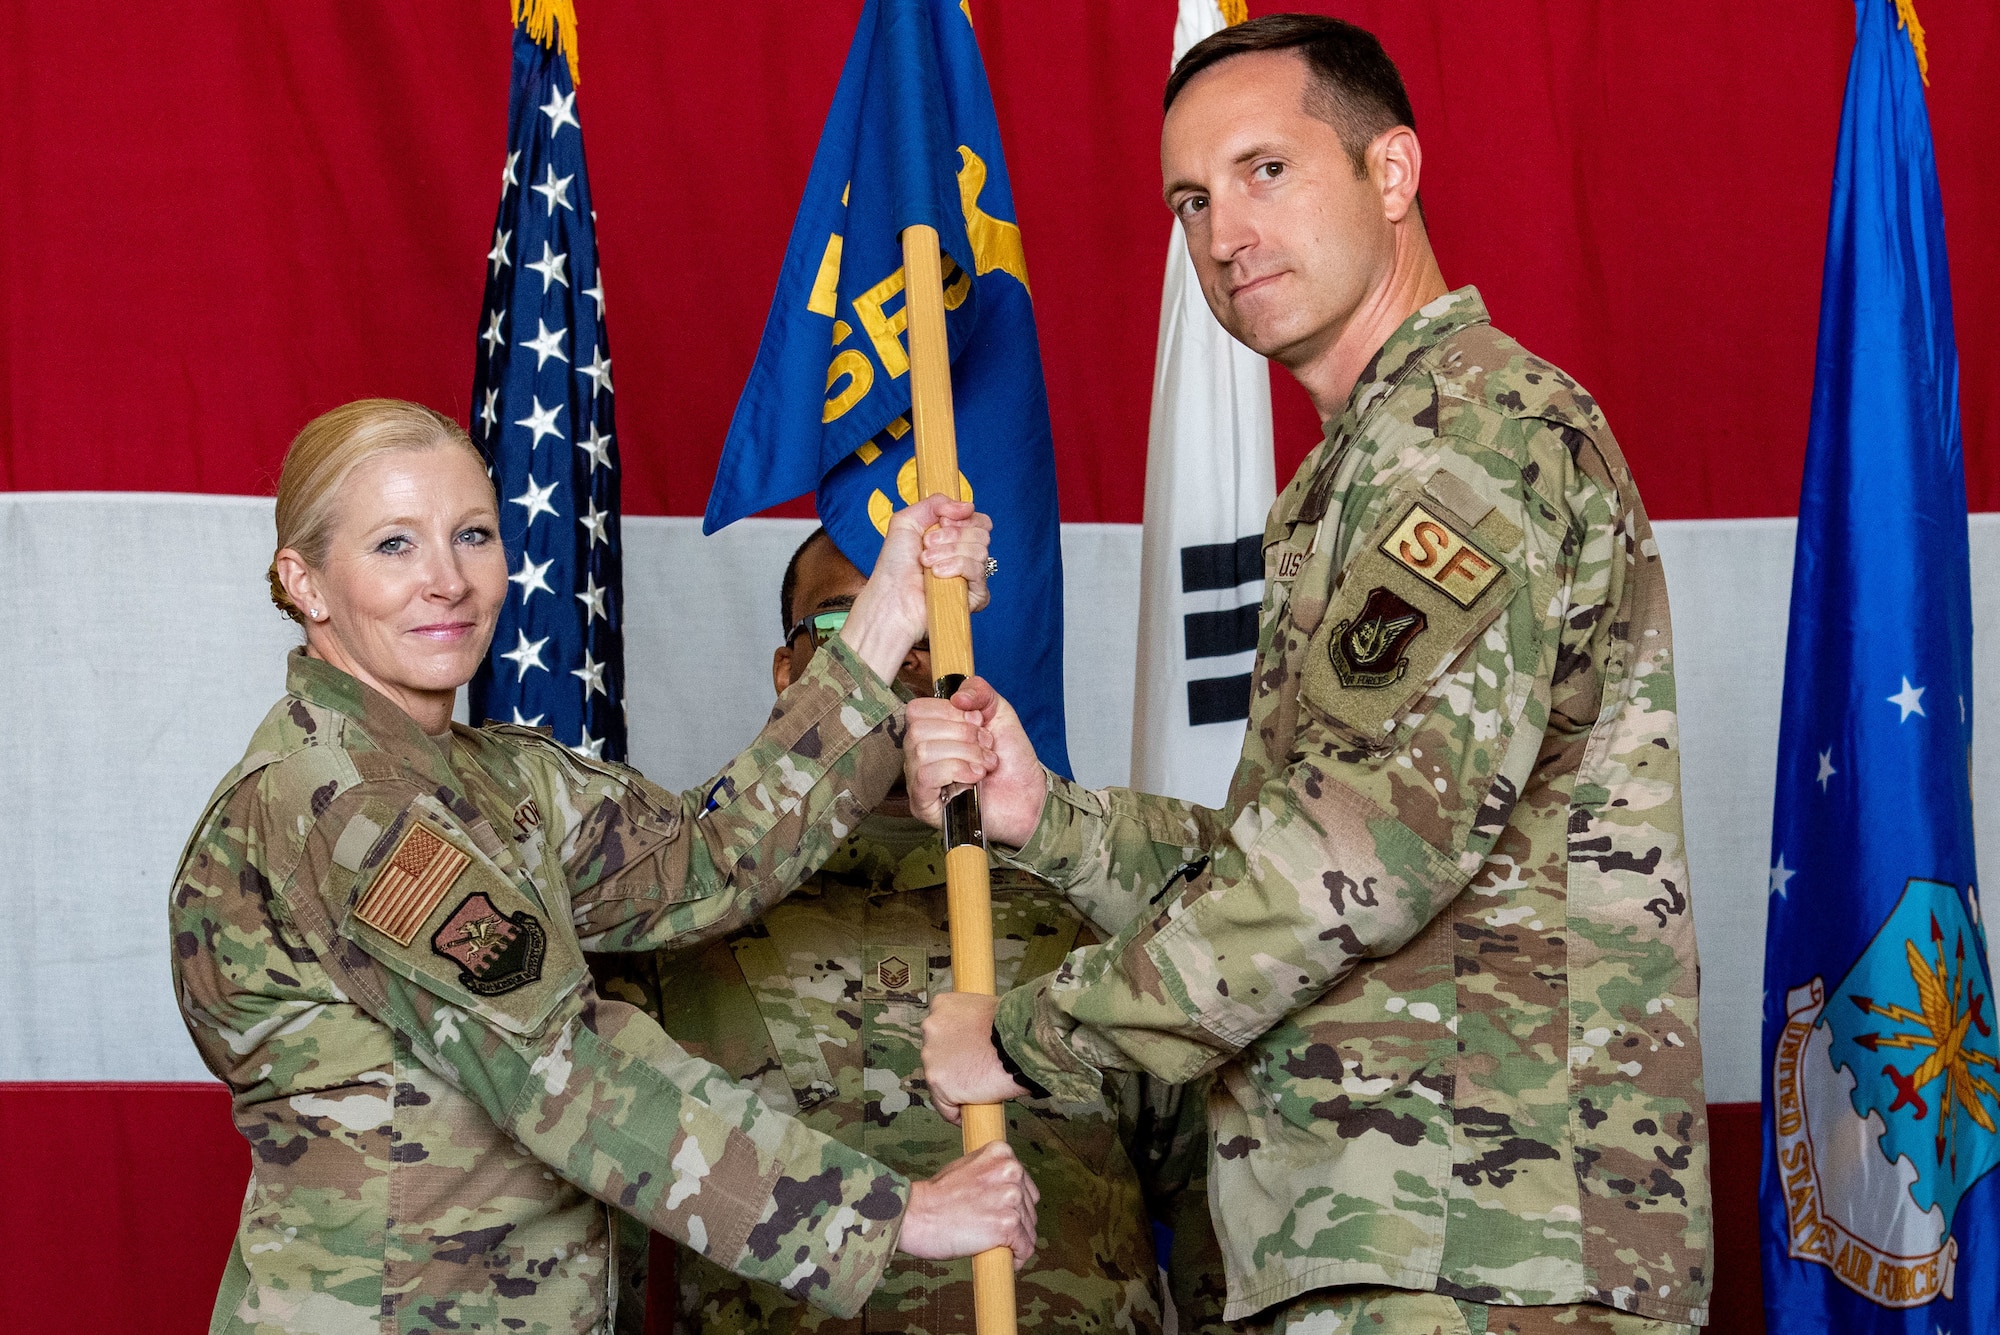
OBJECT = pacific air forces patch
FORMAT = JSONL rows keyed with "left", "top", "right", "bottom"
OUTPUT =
{"left": 1302, "top": 482, "right": 1518, "bottom": 743}
{"left": 1329, "top": 587, "right": 1427, "bottom": 689}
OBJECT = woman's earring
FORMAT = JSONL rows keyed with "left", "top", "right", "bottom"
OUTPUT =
{"left": 311, "top": 609, "right": 325, "bottom": 621}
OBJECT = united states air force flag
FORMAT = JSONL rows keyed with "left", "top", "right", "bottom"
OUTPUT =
{"left": 705, "top": 0, "right": 1070, "bottom": 776}
{"left": 1129, "top": 0, "right": 1274, "bottom": 809}
{"left": 467, "top": 7, "right": 625, "bottom": 761}
{"left": 1761, "top": 3, "right": 1993, "bottom": 1329}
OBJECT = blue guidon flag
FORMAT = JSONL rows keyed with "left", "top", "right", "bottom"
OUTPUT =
{"left": 467, "top": 5, "right": 624, "bottom": 761}
{"left": 704, "top": 0, "right": 1071, "bottom": 776}
{"left": 1761, "top": 3, "right": 1993, "bottom": 1329}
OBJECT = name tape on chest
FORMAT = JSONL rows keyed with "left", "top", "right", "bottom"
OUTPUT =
{"left": 1380, "top": 503, "right": 1503, "bottom": 608}
{"left": 352, "top": 822, "right": 471, "bottom": 946}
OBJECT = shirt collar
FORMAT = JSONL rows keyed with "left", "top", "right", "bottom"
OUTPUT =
{"left": 285, "top": 647, "right": 457, "bottom": 785}
{"left": 1340, "top": 285, "right": 1489, "bottom": 432}
{"left": 818, "top": 813, "right": 947, "bottom": 889}
{"left": 1296, "top": 286, "right": 1489, "bottom": 520}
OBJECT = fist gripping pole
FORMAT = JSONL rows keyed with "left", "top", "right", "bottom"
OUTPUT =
{"left": 901, "top": 222, "right": 1016, "bottom": 1335}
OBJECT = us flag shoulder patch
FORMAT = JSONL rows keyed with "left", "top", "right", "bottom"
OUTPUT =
{"left": 353, "top": 822, "right": 470, "bottom": 946}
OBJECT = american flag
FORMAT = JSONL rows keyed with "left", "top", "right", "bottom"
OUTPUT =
{"left": 467, "top": 13, "right": 624, "bottom": 761}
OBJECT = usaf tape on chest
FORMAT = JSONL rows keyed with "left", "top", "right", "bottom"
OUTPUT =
{"left": 1303, "top": 469, "right": 1521, "bottom": 743}
{"left": 332, "top": 787, "right": 585, "bottom": 1037}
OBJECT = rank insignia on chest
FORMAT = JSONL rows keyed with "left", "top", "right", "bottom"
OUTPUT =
{"left": 1381, "top": 502, "right": 1503, "bottom": 607}
{"left": 877, "top": 955, "right": 912, "bottom": 991}
{"left": 431, "top": 892, "right": 547, "bottom": 996}
{"left": 1330, "top": 587, "right": 1427, "bottom": 690}
{"left": 353, "top": 822, "right": 472, "bottom": 946}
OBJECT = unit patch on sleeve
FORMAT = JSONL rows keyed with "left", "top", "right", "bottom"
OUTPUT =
{"left": 352, "top": 822, "right": 471, "bottom": 946}
{"left": 1380, "top": 503, "right": 1504, "bottom": 607}
{"left": 1329, "top": 587, "right": 1428, "bottom": 689}
{"left": 430, "top": 892, "right": 548, "bottom": 996}
{"left": 1300, "top": 490, "right": 1521, "bottom": 745}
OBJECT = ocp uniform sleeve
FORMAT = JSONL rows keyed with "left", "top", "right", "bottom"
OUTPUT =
{"left": 996, "top": 423, "right": 1606, "bottom": 1103}
{"left": 282, "top": 775, "right": 910, "bottom": 1319}
{"left": 503, "top": 635, "right": 907, "bottom": 954}
{"left": 1113, "top": 1071, "right": 1230, "bottom": 1334}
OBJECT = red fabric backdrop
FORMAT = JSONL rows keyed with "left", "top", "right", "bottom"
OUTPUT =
{"left": 4, "top": 2, "right": 1997, "bottom": 1331}
{"left": 2, "top": 1, "right": 1995, "bottom": 517}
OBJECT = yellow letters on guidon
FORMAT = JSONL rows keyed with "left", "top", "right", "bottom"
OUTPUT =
{"left": 815, "top": 145, "right": 1029, "bottom": 429}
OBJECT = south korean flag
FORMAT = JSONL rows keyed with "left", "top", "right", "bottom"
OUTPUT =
{"left": 1129, "top": 0, "right": 1277, "bottom": 808}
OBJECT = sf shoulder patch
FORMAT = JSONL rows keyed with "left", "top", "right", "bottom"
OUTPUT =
{"left": 431, "top": 892, "right": 548, "bottom": 996}
{"left": 1300, "top": 490, "right": 1520, "bottom": 745}
{"left": 1380, "top": 502, "right": 1504, "bottom": 607}
{"left": 353, "top": 822, "right": 471, "bottom": 946}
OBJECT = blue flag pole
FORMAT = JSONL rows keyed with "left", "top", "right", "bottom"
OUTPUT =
{"left": 1759, "top": 3, "right": 1992, "bottom": 1331}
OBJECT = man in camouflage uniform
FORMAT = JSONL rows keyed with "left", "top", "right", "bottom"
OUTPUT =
{"left": 595, "top": 528, "right": 1228, "bottom": 1334}
{"left": 172, "top": 618, "right": 1030, "bottom": 1334}
{"left": 910, "top": 15, "right": 1710, "bottom": 1334}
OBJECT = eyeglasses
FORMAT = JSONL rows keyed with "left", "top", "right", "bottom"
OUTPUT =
{"left": 785, "top": 607, "right": 928, "bottom": 655}
{"left": 786, "top": 608, "right": 850, "bottom": 649}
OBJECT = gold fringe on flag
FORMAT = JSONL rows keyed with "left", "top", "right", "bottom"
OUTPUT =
{"left": 1893, "top": 0, "right": 1930, "bottom": 85}
{"left": 1218, "top": 0, "right": 1249, "bottom": 26}
{"left": 513, "top": 0, "right": 581, "bottom": 87}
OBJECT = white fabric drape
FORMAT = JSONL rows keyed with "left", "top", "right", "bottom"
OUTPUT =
{"left": 3, "top": 492, "right": 1997, "bottom": 1103}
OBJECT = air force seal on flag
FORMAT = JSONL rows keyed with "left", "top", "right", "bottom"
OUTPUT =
{"left": 1771, "top": 879, "right": 1999, "bottom": 1308}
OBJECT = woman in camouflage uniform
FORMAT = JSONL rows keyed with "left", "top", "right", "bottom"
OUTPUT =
{"left": 170, "top": 399, "right": 1035, "bottom": 1335}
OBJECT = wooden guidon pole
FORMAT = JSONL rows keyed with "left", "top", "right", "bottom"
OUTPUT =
{"left": 900, "top": 222, "right": 1016, "bottom": 1335}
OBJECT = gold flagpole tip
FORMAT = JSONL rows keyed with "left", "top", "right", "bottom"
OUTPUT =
{"left": 513, "top": 0, "right": 582, "bottom": 87}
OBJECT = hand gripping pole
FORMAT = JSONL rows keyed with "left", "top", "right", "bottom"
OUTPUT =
{"left": 900, "top": 222, "right": 1016, "bottom": 1335}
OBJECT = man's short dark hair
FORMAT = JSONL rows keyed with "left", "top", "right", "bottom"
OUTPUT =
{"left": 779, "top": 526, "right": 835, "bottom": 637}
{"left": 1163, "top": 14, "right": 1415, "bottom": 175}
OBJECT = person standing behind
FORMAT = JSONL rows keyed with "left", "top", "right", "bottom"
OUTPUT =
{"left": 908, "top": 16, "right": 1710, "bottom": 1335}
{"left": 594, "top": 527, "right": 1229, "bottom": 1335}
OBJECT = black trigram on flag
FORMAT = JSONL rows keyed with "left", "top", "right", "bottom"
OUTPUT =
{"left": 1179, "top": 534, "right": 1263, "bottom": 726}
{"left": 1127, "top": 0, "right": 1274, "bottom": 807}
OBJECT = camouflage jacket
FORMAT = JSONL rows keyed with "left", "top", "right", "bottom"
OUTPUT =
{"left": 594, "top": 814, "right": 1230, "bottom": 1334}
{"left": 993, "top": 290, "right": 1711, "bottom": 1324}
{"left": 170, "top": 642, "right": 917, "bottom": 1335}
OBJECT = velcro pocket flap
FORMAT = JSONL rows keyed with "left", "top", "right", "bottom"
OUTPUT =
{"left": 333, "top": 789, "right": 586, "bottom": 1038}
{"left": 1302, "top": 489, "right": 1522, "bottom": 747}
